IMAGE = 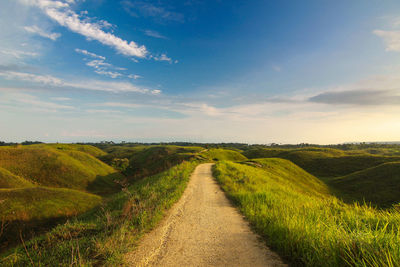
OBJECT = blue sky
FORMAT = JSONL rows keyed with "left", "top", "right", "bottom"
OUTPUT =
{"left": 1, "top": 0, "right": 400, "bottom": 144}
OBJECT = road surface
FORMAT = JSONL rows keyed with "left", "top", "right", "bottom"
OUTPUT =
{"left": 126, "top": 163, "right": 286, "bottom": 267}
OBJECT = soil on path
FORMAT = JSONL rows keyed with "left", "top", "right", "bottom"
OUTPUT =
{"left": 126, "top": 163, "right": 287, "bottom": 267}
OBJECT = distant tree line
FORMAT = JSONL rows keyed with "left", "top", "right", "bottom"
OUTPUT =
{"left": 0, "top": 141, "right": 43, "bottom": 146}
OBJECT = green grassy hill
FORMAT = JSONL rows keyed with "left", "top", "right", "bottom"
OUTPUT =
{"left": 0, "top": 186, "right": 101, "bottom": 250}
{"left": 330, "top": 162, "right": 400, "bottom": 207}
{"left": 213, "top": 160, "right": 400, "bottom": 266}
{"left": 201, "top": 148, "right": 248, "bottom": 162}
{"left": 98, "top": 145, "right": 148, "bottom": 165}
{"left": 246, "top": 158, "right": 330, "bottom": 196}
{"left": 126, "top": 145, "right": 203, "bottom": 178}
{"left": 243, "top": 147, "right": 400, "bottom": 177}
{"left": 0, "top": 146, "right": 123, "bottom": 193}
{"left": 3, "top": 161, "right": 198, "bottom": 266}
{"left": 0, "top": 167, "right": 33, "bottom": 188}
{"left": 32, "top": 143, "right": 107, "bottom": 157}
{"left": 0, "top": 187, "right": 101, "bottom": 222}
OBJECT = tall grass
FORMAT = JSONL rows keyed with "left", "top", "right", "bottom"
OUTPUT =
{"left": 1, "top": 161, "right": 198, "bottom": 266}
{"left": 213, "top": 161, "right": 400, "bottom": 266}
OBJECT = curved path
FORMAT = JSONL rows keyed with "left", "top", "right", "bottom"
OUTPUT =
{"left": 126, "top": 163, "right": 286, "bottom": 267}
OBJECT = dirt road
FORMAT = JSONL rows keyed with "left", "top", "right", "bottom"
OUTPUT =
{"left": 126, "top": 163, "right": 286, "bottom": 267}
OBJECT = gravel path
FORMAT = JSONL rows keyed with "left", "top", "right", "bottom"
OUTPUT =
{"left": 126, "top": 163, "right": 287, "bottom": 267}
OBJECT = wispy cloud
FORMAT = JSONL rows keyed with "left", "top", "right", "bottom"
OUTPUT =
{"left": 0, "top": 49, "right": 39, "bottom": 59}
{"left": 24, "top": 25, "right": 61, "bottom": 41}
{"left": 152, "top": 53, "right": 177, "bottom": 63}
{"left": 0, "top": 92, "right": 74, "bottom": 113}
{"left": 51, "top": 97, "right": 71, "bottom": 101}
{"left": 128, "top": 74, "right": 142, "bottom": 79}
{"left": 144, "top": 29, "right": 167, "bottom": 39}
{"left": 75, "top": 48, "right": 127, "bottom": 78}
{"left": 75, "top": 48, "right": 105, "bottom": 60}
{"left": 93, "top": 69, "right": 123, "bottom": 79}
{"left": 374, "top": 30, "right": 400, "bottom": 51}
{"left": 0, "top": 70, "right": 160, "bottom": 94}
{"left": 309, "top": 89, "right": 400, "bottom": 106}
{"left": 373, "top": 18, "right": 400, "bottom": 52}
{"left": 21, "top": 0, "right": 148, "bottom": 58}
{"left": 0, "top": 71, "right": 63, "bottom": 86}
{"left": 122, "top": 1, "right": 184, "bottom": 23}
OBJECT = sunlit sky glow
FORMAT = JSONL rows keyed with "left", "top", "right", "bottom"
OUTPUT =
{"left": 1, "top": 0, "right": 400, "bottom": 144}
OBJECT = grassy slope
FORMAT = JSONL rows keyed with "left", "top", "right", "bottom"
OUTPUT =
{"left": 243, "top": 147, "right": 400, "bottom": 177}
{"left": 0, "top": 187, "right": 101, "bottom": 222}
{"left": 32, "top": 144, "right": 107, "bottom": 157}
{"left": 99, "top": 145, "right": 148, "bottom": 165}
{"left": 0, "top": 187, "right": 101, "bottom": 251}
{"left": 330, "top": 162, "right": 400, "bottom": 208}
{"left": 125, "top": 145, "right": 203, "bottom": 178}
{"left": 0, "top": 146, "right": 123, "bottom": 193}
{"left": 246, "top": 158, "right": 330, "bottom": 197}
{"left": 0, "top": 168, "right": 33, "bottom": 188}
{"left": 201, "top": 148, "right": 248, "bottom": 162}
{"left": 1, "top": 161, "right": 198, "bottom": 266}
{"left": 213, "top": 161, "right": 400, "bottom": 266}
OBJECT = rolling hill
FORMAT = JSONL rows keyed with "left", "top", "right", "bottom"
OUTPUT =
{"left": 0, "top": 146, "right": 123, "bottom": 193}
{"left": 0, "top": 167, "right": 33, "bottom": 188}
{"left": 243, "top": 147, "right": 400, "bottom": 177}
{"left": 330, "top": 161, "right": 400, "bottom": 207}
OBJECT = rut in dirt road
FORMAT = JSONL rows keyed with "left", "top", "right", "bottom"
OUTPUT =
{"left": 126, "top": 163, "right": 287, "bottom": 267}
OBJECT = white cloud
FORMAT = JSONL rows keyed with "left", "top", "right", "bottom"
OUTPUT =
{"left": 86, "top": 59, "right": 112, "bottom": 69}
{"left": 75, "top": 48, "right": 105, "bottom": 60}
{"left": 151, "top": 89, "right": 161, "bottom": 95}
{"left": 21, "top": 0, "right": 148, "bottom": 58}
{"left": 144, "top": 30, "right": 167, "bottom": 39}
{"left": 0, "top": 70, "right": 159, "bottom": 94}
{"left": 51, "top": 97, "right": 71, "bottom": 101}
{"left": 86, "top": 109, "right": 122, "bottom": 114}
{"left": 99, "top": 102, "right": 144, "bottom": 108}
{"left": 85, "top": 59, "right": 124, "bottom": 78}
{"left": 94, "top": 69, "right": 123, "bottom": 79}
{"left": 0, "top": 71, "right": 63, "bottom": 86}
{"left": 24, "top": 25, "right": 61, "bottom": 41}
{"left": 75, "top": 50, "right": 127, "bottom": 78}
{"left": 122, "top": 1, "right": 184, "bottom": 23}
{"left": 0, "top": 49, "right": 39, "bottom": 59}
{"left": 128, "top": 74, "right": 142, "bottom": 79}
{"left": 153, "top": 53, "right": 175, "bottom": 63}
{"left": 373, "top": 30, "right": 400, "bottom": 51}
{"left": 0, "top": 92, "right": 74, "bottom": 112}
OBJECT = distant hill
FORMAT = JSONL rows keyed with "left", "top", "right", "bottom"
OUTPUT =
{"left": 201, "top": 148, "right": 248, "bottom": 162}
{"left": 243, "top": 147, "right": 400, "bottom": 177}
{"left": 330, "top": 162, "right": 400, "bottom": 207}
{"left": 126, "top": 145, "right": 204, "bottom": 178}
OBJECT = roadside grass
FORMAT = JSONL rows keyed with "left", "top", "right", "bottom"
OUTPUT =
{"left": 200, "top": 148, "right": 248, "bottom": 162}
{"left": 1, "top": 161, "right": 198, "bottom": 266}
{"left": 213, "top": 161, "right": 400, "bottom": 266}
{"left": 329, "top": 162, "right": 400, "bottom": 208}
{"left": 0, "top": 146, "right": 123, "bottom": 193}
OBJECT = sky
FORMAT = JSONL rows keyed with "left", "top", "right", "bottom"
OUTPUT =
{"left": 1, "top": 0, "right": 400, "bottom": 144}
